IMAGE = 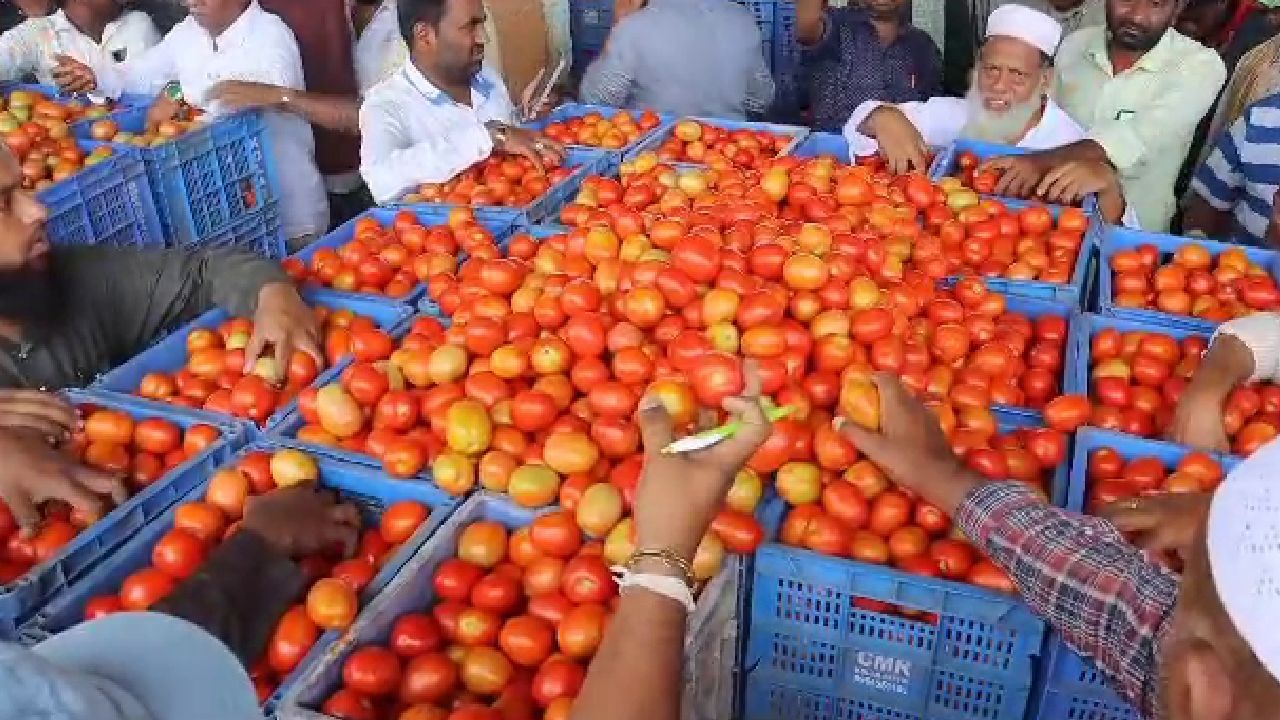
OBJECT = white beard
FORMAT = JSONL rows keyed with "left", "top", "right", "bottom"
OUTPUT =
{"left": 959, "top": 87, "right": 1045, "bottom": 145}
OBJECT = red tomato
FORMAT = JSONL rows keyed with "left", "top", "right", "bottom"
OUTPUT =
{"left": 561, "top": 555, "right": 616, "bottom": 604}
{"left": 342, "top": 646, "right": 402, "bottom": 697}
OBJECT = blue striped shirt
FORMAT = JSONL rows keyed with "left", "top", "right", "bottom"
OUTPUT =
{"left": 1190, "top": 92, "right": 1280, "bottom": 246}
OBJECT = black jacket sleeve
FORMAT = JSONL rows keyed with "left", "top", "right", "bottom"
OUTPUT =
{"left": 57, "top": 245, "right": 290, "bottom": 364}
{"left": 152, "top": 530, "right": 305, "bottom": 668}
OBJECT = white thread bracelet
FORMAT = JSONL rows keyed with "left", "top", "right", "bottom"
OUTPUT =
{"left": 610, "top": 567, "right": 696, "bottom": 613}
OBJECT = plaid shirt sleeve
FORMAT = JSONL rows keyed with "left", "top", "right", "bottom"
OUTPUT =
{"left": 955, "top": 482, "right": 1179, "bottom": 720}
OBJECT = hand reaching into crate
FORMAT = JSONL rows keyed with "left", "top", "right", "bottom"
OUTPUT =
{"left": 244, "top": 282, "right": 325, "bottom": 381}
{"left": 0, "top": 426, "right": 127, "bottom": 535}
{"left": 240, "top": 485, "right": 361, "bottom": 558}
{"left": 0, "top": 389, "right": 78, "bottom": 442}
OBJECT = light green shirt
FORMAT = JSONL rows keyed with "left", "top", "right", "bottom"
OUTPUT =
{"left": 1055, "top": 27, "right": 1226, "bottom": 231}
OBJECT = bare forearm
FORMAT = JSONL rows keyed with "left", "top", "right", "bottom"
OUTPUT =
{"left": 1042, "top": 139, "right": 1110, "bottom": 166}
{"left": 571, "top": 590, "right": 687, "bottom": 720}
{"left": 282, "top": 93, "right": 361, "bottom": 135}
{"left": 1182, "top": 194, "right": 1232, "bottom": 237}
{"left": 1097, "top": 182, "right": 1127, "bottom": 225}
{"left": 1191, "top": 332, "right": 1257, "bottom": 396}
{"left": 796, "top": 0, "right": 826, "bottom": 44}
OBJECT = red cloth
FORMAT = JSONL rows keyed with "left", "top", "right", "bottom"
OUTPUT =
{"left": 1216, "top": 0, "right": 1259, "bottom": 47}
{"left": 259, "top": 0, "right": 361, "bottom": 178}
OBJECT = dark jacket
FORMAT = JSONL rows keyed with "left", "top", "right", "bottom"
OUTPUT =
{"left": 0, "top": 246, "right": 288, "bottom": 389}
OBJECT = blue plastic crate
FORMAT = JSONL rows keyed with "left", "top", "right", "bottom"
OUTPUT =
{"left": 79, "top": 107, "right": 282, "bottom": 248}
{"left": 947, "top": 196, "right": 1100, "bottom": 307}
{"left": 744, "top": 545, "right": 1046, "bottom": 720}
{"left": 187, "top": 198, "right": 285, "bottom": 258}
{"left": 744, "top": 409, "right": 1065, "bottom": 720}
{"left": 521, "top": 102, "right": 676, "bottom": 156}
{"left": 92, "top": 289, "right": 412, "bottom": 430}
{"left": 1032, "top": 633, "right": 1141, "bottom": 720}
{"left": 290, "top": 205, "right": 526, "bottom": 305}
{"left": 983, "top": 291, "right": 1076, "bottom": 419}
{"left": 1098, "top": 226, "right": 1280, "bottom": 332}
{"left": 276, "top": 491, "right": 756, "bottom": 720}
{"left": 791, "top": 131, "right": 850, "bottom": 162}
{"left": 1063, "top": 313, "right": 1208, "bottom": 397}
{"left": 18, "top": 440, "right": 460, "bottom": 714}
{"left": 1064, "top": 427, "right": 1239, "bottom": 514}
{"left": 625, "top": 116, "right": 809, "bottom": 163}
{"left": 398, "top": 147, "right": 616, "bottom": 224}
{"left": 0, "top": 388, "right": 244, "bottom": 639}
{"left": 38, "top": 140, "right": 164, "bottom": 249}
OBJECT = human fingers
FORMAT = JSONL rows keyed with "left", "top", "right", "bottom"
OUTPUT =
{"left": 0, "top": 412, "right": 72, "bottom": 440}
{"left": 0, "top": 390, "right": 79, "bottom": 429}
{"left": 511, "top": 144, "right": 546, "bottom": 175}
{"left": 293, "top": 326, "right": 325, "bottom": 368}
{"left": 713, "top": 361, "right": 770, "bottom": 465}
{"left": 0, "top": 486, "right": 40, "bottom": 536}
{"left": 635, "top": 394, "right": 676, "bottom": 452}
{"left": 977, "top": 156, "right": 1015, "bottom": 177}
{"left": 1097, "top": 496, "right": 1164, "bottom": 532}
{"left": 35, "top": 470, "right": 105, "bottom": 525}
{"left": 1035, "top": 163, "right": 1071, "bottom": 200}
{"left": 328, "top": 500, "right": 363, "bottom": 529}
{"left": 70, "top": 464, "right": 128, "bottom": 505}
{"left": 242, "top": 328, "right": 268, "bottom": 374}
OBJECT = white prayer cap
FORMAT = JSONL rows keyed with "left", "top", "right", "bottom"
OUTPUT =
{"left": 1208, "top": 436, "right": 1280, "bottom": 683}
{"left": 985, "top": 4, "right": 1063, "bottom": 57}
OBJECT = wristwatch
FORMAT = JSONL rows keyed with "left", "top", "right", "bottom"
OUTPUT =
{"left": 162, "top": 80, "right": 184, "bottom": 102}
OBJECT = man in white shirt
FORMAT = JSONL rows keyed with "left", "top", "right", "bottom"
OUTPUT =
{"left": 358, "top": 0, "right": 562, "bottom": 205}
{"left": 846, "top": 5, "right": 1083, "bottom": 173}
{"left": 0, "top": 0, "right": 159, "bottom": 85}
{"left": 50, "top": 0, "right": 328, "bottom": 250}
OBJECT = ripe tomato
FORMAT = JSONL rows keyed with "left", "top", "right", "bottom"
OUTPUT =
{"left": 381, "top": 501, "right": 430, "bottom": 544}
{"left": 529, "top": 511, "right": 584, "bottom": 559}
{"left": 500, "top": 614, "right": 556, "bottom": 667}
{"left": 343, "top": 646, "right": 402, "bottom": 697}
{"left": 710, "top": 509, "right": 765, "bottom": 553}
{"left": 457, "top": 521, "right": 508, "bottom": 568}
{"left": 929, "top": 538, "right": 976, "bottom": 580}
{"left": 1042, "top": 394, "right": 1091, "bottom": 433}
{"left": 400, "top": 652, "right": 459, "bottom": 705}
{"left": 390, "top": 613, "right": 444, "bottom": 658}
{"left": 322, "top": 688, "right": 377, "bottom": 720}
{"left": 269, "top": 605, "right": 320, "bottom": 675}
{"left": 119, "top": 567, "right": 175, "bottom": 611}
{"left": 868, "top": 491, "right": 912, "bottom": 537}
{"left": 151, "top": 528, "right": 207, "bottom": 580}
{"left": 83, "top": 594, "right": 123, "bottom": 621}
{"left": 561, "top": 555, "right": 616, "bottom": 604}
{"left": 133, "top": 418, "right": 182, "bottom": 455}
{"left": 557, "top": 602, "right": 608, "bottom": 659}
{"left": 470, "top": 571, "right": 522, "bottom": 616}
{"left": 433, "top": 558, "right": 486, "bottom": 603}
{"left": 531, "top": 657, "right": 586, "bottom": 708}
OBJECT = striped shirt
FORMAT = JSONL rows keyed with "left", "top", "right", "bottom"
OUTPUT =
{"left": 1190, "top": 93, "right": 1280, "bottom": 247}
{"left": 579, "top": 0, "right": 775, "bottom": 120}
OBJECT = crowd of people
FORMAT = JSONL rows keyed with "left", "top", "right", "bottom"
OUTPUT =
{"left": 0, "top": 0, "right": 1277, "bottom": 718}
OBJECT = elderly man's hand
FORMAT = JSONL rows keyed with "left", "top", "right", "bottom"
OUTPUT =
{"left": 0, "top": 427, "right": 127, "bottom": 534}
{"left": 245, "top": 282, "right": 324, "bottom": 382}
{"left": 980, "top": 153, "right": 1049, "bottom": 198}
{"left": 633, "top": 360, "right": 772, "bottom": 561}
{"left": 867, "top": 106, "right": 930, "bottom": 175}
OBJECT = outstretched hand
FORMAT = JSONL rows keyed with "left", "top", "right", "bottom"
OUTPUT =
{"left": 632, "top": 360, "right": 772, "bottom": 559}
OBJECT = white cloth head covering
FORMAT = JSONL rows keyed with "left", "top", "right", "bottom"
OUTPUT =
{"left": 1208, "top": 437, "right": 1280, "bottom": 683}
{"left": 985, "top": 4, "right": 1064, "bottom": 57}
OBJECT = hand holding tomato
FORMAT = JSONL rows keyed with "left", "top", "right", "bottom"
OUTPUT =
{"left": 0, "top": 388, "right": 78, "bottom": 441}
{"left": 1167, "top": 332, "right": 1255, "bottom": 452}
{"left": 864, "top": 106, "right": 929, "bottom": 176}
{"left": 632, "top": 361, "right": 772, "bottom": 559}
{"left": 979, "top": 153, "right": 1048, "bottom": 198}
{"left": 1098, "top": 491, "right": 1212, "bottom": 564}
{"left": 246, "top": 282, "right": 325, "bottom": 380}
{"left": 0, "top": 427, "right": 127, "bottom": 534}
{"left": 241, "top": 485, "right": 362, "bottom": 557}
{"left": 836, "top": 373, "right": 979, "bottom": 516}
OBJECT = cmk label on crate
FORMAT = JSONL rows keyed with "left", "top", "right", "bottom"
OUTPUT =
{"left": 850, "top": 650, "right": 914, "bottom": 696}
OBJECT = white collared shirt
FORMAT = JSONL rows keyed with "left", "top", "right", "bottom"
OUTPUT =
{"left": 92, "top": 1, "right": 328, "bottom": 240}
{"left": 353, "top": 0, "right": 406, "bottom": 94}
{"left": 0, "top": 9, "right": 160, "bottom": 85}
{"left": 359, "top": 61, "right": 516, "bottom": 204}
{"left": 844, "top": 96, "right": 1088, "bottom": 157}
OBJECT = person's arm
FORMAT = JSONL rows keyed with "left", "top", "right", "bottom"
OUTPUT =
{"left": 1184, "top": 114, "right": 1248, "bottom": 238}
{"left": 153, "top": 485, "right": 359, "bottom": 667}
{"left": 572, "top": 365, "right": 772, "bottom": 720}
{"left": 845, "top": 98, "right": 963, "bottom": 171}
{"left": 578, "top": 18, "right": 638, "bottom": 109}
{"left": 798, "top": 6, "right": 843, "bottom": 64}
{"left": 838, "top": 374, "right": 1175, "bottom": 720}
{"left": 796, "top": 0, "right": 826, "bottom": 45}
{"left": 1167, "top": 317, "right": 1270, "bottom": 450}
{"left": 207, "top": 82, "right": 360, "bottom": 135}
{"left": 357, "top": 95, "right": 494, "bottom": 203}
{"left": 59, "top": 246, "right": 290, "bottom": 361}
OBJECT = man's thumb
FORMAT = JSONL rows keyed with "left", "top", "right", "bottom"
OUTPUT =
{"left": 835, "top": 417, "right": 886, "bottom": 458}
{"left": 636, "top": 394, "right": 675, "bottom": 452}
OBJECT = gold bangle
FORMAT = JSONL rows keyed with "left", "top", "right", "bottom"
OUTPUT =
{"left": 626, "top": 548, "right": 693, "bottom": 588}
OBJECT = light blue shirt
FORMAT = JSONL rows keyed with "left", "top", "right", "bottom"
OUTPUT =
{"left": 1191, "top": 92, "right": 1280, "bottom": 247}
{"left": 579, "top": 0, "right": 775, "bottom": 120}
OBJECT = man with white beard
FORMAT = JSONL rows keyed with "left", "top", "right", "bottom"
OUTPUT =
{"left": 844, "top": 4, "right": 1081, "bottom": 170}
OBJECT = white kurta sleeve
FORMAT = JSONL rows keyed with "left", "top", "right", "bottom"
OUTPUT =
{"left": 1214, "top": 313, "right": 1280, "bottom": 383}
{"left": 843, "top": 97, "right": 968, "bottom": 158}
{"left": 358, "top": 97, "right": 495, "bottom": 204}
{"left": 0, "top": 21, "right": 42, "bottom": 83}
